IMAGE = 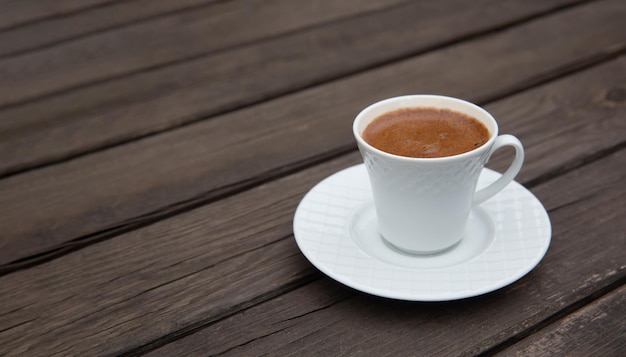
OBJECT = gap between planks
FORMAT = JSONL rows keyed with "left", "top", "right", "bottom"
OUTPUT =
{"left": 495, "top": 283, "right": 626, "bottom": 356}
{"left": 0, "top": 0, "right": 224, "bottom": 59}
{"left": 0, "top": 0, "right": 407, "bottom": 60}
{"left": 0, "top": 0, "right": 125, "bottom": 32}
{"left": 0, "top": 0, "right": 412, "bottom": 109}
{"left": 477, "top": 279, "right": 626, "bottom": 356}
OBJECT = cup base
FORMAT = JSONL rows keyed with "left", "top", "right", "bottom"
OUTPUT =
{"left": 382, "top": 236, "right": 462, "bottom": 256}
{"left": 348, "top": 200, "right": 496, "bottom": 268}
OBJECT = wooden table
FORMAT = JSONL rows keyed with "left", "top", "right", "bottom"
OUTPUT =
{"left": 0, "top": 0, "right": 624, "bottom": 355}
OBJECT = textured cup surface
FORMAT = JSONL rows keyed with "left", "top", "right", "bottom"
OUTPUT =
{"left": 353, "top": 95, "right": 524, "bottom": 253}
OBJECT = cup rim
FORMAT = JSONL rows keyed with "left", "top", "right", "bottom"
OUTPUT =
{"left": 353, "top": 95, "right": 499, "bottom": 162}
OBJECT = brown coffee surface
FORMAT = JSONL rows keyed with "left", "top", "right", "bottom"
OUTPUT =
{"left": 362, "top": 107, "right": 490, "bottom": 158}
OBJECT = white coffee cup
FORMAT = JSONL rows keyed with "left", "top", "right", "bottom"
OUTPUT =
{"left": 353, "top": 95, "right": 524, "bottom": 254}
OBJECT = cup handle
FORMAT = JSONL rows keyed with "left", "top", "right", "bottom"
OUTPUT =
{"left": 473, "top": 134, "right": 524, "bottom": 206}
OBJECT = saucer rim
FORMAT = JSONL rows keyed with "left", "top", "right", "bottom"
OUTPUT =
{"left": 293, "top": 164, "right": 552, "bottom": 301}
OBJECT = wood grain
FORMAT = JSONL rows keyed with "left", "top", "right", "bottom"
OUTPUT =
{"left": 0, "top": 0, "right": 409, "bottom": 108}
{"left": 1, "top": 1, "right": 623, "bottom": 355}
{"left": 499, "top": 285, "right": 626, "bottom": 356}
{"left": 0, "top": 0, "right": 587, "bottom": 176}
{"left": 0, "top": 0, "right": 220, "bottom": 58}
{"left": 0, "top": 58, "right": 624, "bottom": 355}
{"left": 482, "top": 57, "right": 626, "bottom": 185}
{"left": 0, "top": 0, "right": 119, "bottom": 31}
{"left": 148, "top": 149, "right": 626, "bottom": 357}
{"left": 0, "top": 152, "right": 360, "bottom": 356}
{"left": 1, "top": 139, "right": 623, "bottom": 356}
{"left": 0, "top": 5, "right": 624, "bottom": 266}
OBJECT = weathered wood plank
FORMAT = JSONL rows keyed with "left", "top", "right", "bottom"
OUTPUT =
{"left": 483, "top": 58, "right": 626, "bottom": 184}
{"left": 0, "top": 152, "right": 360, "bottom": 356}
{"left": 0, "top": 0, "right": 220, "bottom": 57}
{"left": 149, "top": 150, "right": 626, "bottom": 356}
{"left": 0, "top": 0, "right": 409, "bottom": 108}
{"left": 0, "top": 0, "right": 119, "bottom": 31}
{"left": 498, "top": 285, "right": 626, "bottom": 357}
{"left": 0, "top": 144, "right": 622, "bottom": 356}
{"left": 0, "top": 4, "right": 624, "bottom": 265}
{"left": 0, "top": 0, "right": 582, "bottom": 177}
{"left": 0, "top": 0, "right": 406, "bottom": 59}
{"left": 0, "top": 58, "right": 624, "bottom": 356}
{"left": 148, "top": 278, "right": 357, "bottom": 357}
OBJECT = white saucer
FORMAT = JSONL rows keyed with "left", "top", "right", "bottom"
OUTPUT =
{"left": 293, "top": 164, "right": 551, "bottom": 301}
